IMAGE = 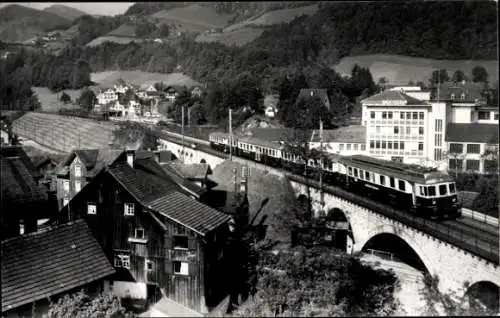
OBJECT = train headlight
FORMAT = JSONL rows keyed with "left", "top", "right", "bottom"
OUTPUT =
{"left": 432, "top": 200, "right": 436, "bottom": 205}
{"left": 452, "top": 198, "right": 456, "bottom": 202}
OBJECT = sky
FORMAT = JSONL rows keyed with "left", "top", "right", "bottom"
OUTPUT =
{"left": 0, "top": 2, "right": 134, "bottom": 16}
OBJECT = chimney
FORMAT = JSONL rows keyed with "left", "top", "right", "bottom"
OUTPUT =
{"left": 126, "top": 150, "right": 135, "bottom": 168}
{"left": 153, "top": 151, "right": 160, "bottom": 163}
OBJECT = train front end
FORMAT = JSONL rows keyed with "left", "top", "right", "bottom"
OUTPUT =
{"left": 416, "top": 173, "right": 462, "bottom": 220}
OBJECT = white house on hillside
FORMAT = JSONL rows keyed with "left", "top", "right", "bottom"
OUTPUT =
{"left": 309, "top": 125, "right": 367, "bottom": 156}
{"left": 97, "top": 89, "right": 118, "bottom": 106}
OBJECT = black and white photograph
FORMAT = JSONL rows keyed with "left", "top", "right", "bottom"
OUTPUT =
{"left": 0, "top": 1, "right": 499, "bottom": 317}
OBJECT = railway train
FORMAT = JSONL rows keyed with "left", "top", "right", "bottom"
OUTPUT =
{"left": 209, "top": 132, "right": 461, "bottom": 220}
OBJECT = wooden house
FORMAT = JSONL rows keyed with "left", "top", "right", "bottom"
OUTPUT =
{"left": 57, "top": 150, "right": 231, "bottom": 314}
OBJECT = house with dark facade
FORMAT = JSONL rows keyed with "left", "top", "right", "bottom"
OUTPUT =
{"left": 1, "top": 219, "right": 115, "bottom": 318}
{"left": 32, "top": 154, "right": 66, "bottom": 192}
{"left": 57, "top": 150, "right": 232, "bottom": 315}
{"left": 1, "top": 146, "right": 54, "bottom": 239}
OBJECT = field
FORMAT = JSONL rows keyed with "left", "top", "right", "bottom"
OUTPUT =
{"left": 151, "top": 4, "right": 237, "bottom": 32}
{"left": 86, "top": 35, "right": 141, "bottom": 47}
{"left": 224, "top": 4, "right": 319, "bottom": 32}
{"left": 107, "top": 23, "right": 137, "bottom": 37}
{"left": 12, "top": 112, "right": 118, "bottom": 153}
{"left": 91, "top": 71, "right": 200, "bottom": 88}
{"left": 32, "top": 86, "right": 87, "bottom": 112}
{"left": 195, "top": 28, "right": 264, "bottom": 46}
{"left": 334, "top": 54, "right": 499, "bottom": 85}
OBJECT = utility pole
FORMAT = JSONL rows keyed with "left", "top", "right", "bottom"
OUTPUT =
{"left": 229, "top": 108, "right": 233, "bottom": 161}
{"left": 181, "top": 105, "right": 185, "bottom": 152}
{"left": 319, "top": 119, "right": 324, "bottom": 207}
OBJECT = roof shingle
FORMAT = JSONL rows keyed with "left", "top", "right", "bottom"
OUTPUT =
{"left": 361, "top": 90, "right": 429, "bottom": 105}
{"left": 1, "top": 219, "right": 115, "bottom": 312}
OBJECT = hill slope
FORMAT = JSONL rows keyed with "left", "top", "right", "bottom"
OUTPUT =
{"left": 43, "top": 4, "right": 87, "bottom": 21}
{"left": 0, "top": 4, "right": 72, "bottom": 42}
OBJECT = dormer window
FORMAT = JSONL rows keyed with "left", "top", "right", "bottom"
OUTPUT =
{"left": 450, "top": 93, "right": 455, "bottom": 100}
{"left": 460, "top": 93, "right": 466, "bottom": 100}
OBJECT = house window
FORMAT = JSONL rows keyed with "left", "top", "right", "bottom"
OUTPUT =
{"left": 478, "top": 111, "right": 491, "bottom": 120}
{"left": 75, "top": 165, "right": 81, "bottom": 178}
{"left": 394, "top": 126, "right": 399, "bottom": 134}
{"left": 449, "top": 143, "right": 463, "bottom": 154}
{"left": 398, "top": 180, "right": 406, "bottom": 191}
{"left": 114, "top": 254, "right": 130, "bottom": 269}
{"left": 135, "top": 228, "right": 145, "bottom": 239}
{"left": 465, "top": 160, "right": 480, "bottom": 171}
{"left": 439, "top": 184, "right": 447, "bottom": 196}
{"left": 145, "top": 259, "right": 154, "bottom": 272}
{"left": 75, "top": 181, "right": 81, "bottom": 193}
{"left": 173, "top": 235, "right": 189, "bottom": 249}
{"left": 448, "top": 159, "right": 463, "bottom": 170}
{"left": 370, "top": 111, "right": 375, "bottom": 119}
{"left": 379, "top": 175, "right": 385, "bottom": 185}
{"left": 124, "top": 203, "right": 135, "bottom": 216}
{"left": 466, "top": 144, "right": 480, "bottom": 154}
{"left": 418, "top": 142, "right": 424, "bottom": 151}
{"left": 63, "top": 180, "right": 69, "bottom": 192}
{"left": 87, "top": 203, "right": 97, "bottom": 215}
{"left": 173, "top": 261, "right": 189, "bottom": 275}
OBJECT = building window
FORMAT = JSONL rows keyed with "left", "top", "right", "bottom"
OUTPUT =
{"left": 418, "top": 142, "right": 424, "bottom": 151}
{"left": 388, "top": 142, "right": 392, "bottom": 149}
{"left": 145, "top": 259, "right": 154, "bottom": 272}
{"left": 389, "top": 177, "right": 395, "bottom": 188}
{"left": 484, "top": 160, "right": 498, "bottom": 173}
{"left": 376, "top": 141, "right": 380, "bottom": 149}
{"left": 87, "top": 203, "right": 97, "bottom": 215}
{"left": 376, "top": 126, "right": 381, "bottom": 133}
{"left": 379, "top": 175, "right": 385, "bottom": 185}
{"left": 339, "top": 144, "right": 344, "bottom": 151}
{"left": 75, "top": 180, "right": 81, "bottom": 193}
{"left": 361, "top": 144, "right": 366, "bottom": 151}
{"left": 173, "top": 261, "right": 189, "bottom": 275}
{"left": 439, "top": 184, "right": 447, "bottom": 196}
{"left": 435, "top": 119, "right": 443, "bottom": 132}
{"left": 418, "top": 127, "right": 424, "bottom": 135}
{"left": 478, "top": 111, "right": 491, "bottom": 120}
{"left": 419, "top": 112, "right": 424, "bottom": 120}
{"left": 406, "top": 127, "right": 411, "bottom": 135}
{"left": 354, "top": 168, "right": 358, "bottom": 177}
{"left": 465, "top": 160, "right": 480, "bottom": 171}
{"left": 382, "top": 141, "right": 386, "bottom": 149}
{"left": 353, "top": 144, "right": 358, "bottom": 151}
{"left": 394, "top": 126, "right": 399, "bottom": 134}
{"left": 420, "top": 186, "right": 427, "bottom": 196}
{"left": 412, "top": 112, "right": 418, "bottom": 120}
{"left": 398, "top": 180, "right": 406, "bottom": 191}
{"left": 370, "top": 141, "right": 375, "bottom": 149}
{"left": 394, "top": 142, "right": 399, "bottom": 150}
{"left": 348, "top": 167, "right": 353, "bottom": 175}
{"left": 466, "top": 144, "right": 480, "bottom": 154}
{"left": 346, "top": 144, "right": 351, "bottom": 151}
{"left": 173, "top": 235, "right": 189, "bottom": 249}
{"left": 370, "top": 111, "right": 375, "bottom": 119}
{"left": 388, "top": 112, "right": 393, "bottom": 119}
{"left": 400, "top": 112, "right": 405, "bottom": 119}
{"left": 435, "top": 134, "right": 442, "bottom": 147}
{"left": 382, "top": 112, "right": 387, "bottom": 119}
{"left": 406, "top": 112, "right": 411, "bottom": 120}
{"left": 75, "top": 165, "right": 82, "bottom": 178}
{"left": 63, "top": 180, "right": 70, "bottom": 192}
{"left": 434, "top": 149, "right": 443, "bottom": 161}
{"left": 450, "top": 93, "right": 455, "bottom": 100}
{"left": 449, "top": 143, "right": 463, "bottom": 154}
{"left": 495, "top": 113, "right": 499, "bottom": 120}
{"left": 400, "top": 142, "right": 405, "bottom": 150}
{"left": 114, "top": 254, "right": 130, "bottom": 269}
{"left": 448, "top": 159, "right": 463, "bottom": 170}
{"left": 124, "top": 203, "right": 135, "bottom": 216}
{"left": 135, "top": 228, "right": 145, "bottom": 239}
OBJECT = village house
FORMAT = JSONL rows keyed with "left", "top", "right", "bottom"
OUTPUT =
{"left": 162, "top": 162, "right": 212, "bottom": 189}
{"left": 264, "top": 94, "right": 279, "bottom": 119}
{"left": 97, "top": 88, "right": 119, "bottom": 106}
{"left": 56, "top": 148, "right": 124, "bottom": 210}
{"left": 1, "top": 220, "right": 116, "bottom": 318}
{"left": 165, "top": 86, "right": 181, "bottom": 102}
{"left": 32, "top": 154, "right": 66, "bottom": 193}
{"left": 1, "top": 146, "right": 54, "bottom": 239}
{"left": 309, "top": 125, "right": 367, "bottom": 156}
{"left": 57, "top": 150, "right": 232, "bottom": 315}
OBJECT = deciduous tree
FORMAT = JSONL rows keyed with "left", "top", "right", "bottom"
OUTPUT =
{"left": 471, "top": 65, "right": 489, "bottom": 83}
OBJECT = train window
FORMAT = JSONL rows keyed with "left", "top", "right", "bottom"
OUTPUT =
{"left": 390, "top": 177, "right": 395, "bottom": 188}
{"left": 439, "top": 184, "right": 447, "bottom": 195}
{"left": 354, "top": 168, "right": 358, "bottom": 177}
{"left": 348, "top": 167, "right": 353, "bottom": 175}
{"left": 365, "top": 171, "right": 370, "bottom": 180}
{"left": 398, "top": 180, "right": 405, "bottom": 191}
{"left": 379, "top": 175, "right": 385, "bottom": 185}
{"left": 419, "top": 186, "right": 427, "bottom": 196}
{"left": 428, "top": 186, "right": 436, "bottom": 196}
{"left": 449, "top": 183, "right": 456, "bottom": 194}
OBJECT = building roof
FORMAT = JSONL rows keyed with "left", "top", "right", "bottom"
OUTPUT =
{"left": 1, "top": 219, "right": 115, "bottom": 312}
{"left": 445, "top": 123, "right": 499, "bottom": 144}
{"left": 1, "top": 146, "right": 42, "bottom": 179}
{"left": 108, "top": 162, "right": 228, "bottom": 236}
{"left": 32, "top": 154, "right": 66, "bottom": 169}
{"left": 164, "top": 162, "right": 210, "bottom": 180}
{"left": 433, "top": 82, "right": 487, "bottom": 103}
{"left": 58, "top": 148, "right": 124, "bottom": 178}
{"left": 361, "top": 90, "right": 429, "bottom": 106}
{"left": 310, "top": 125, "right": 366, "bottom": 143}
{"left": 297, "top": 88, "right": 331, "bottom": 109}
{"left": 139, "top": 296, "right": 203, "bottom": 317}
{"left": 1, "top": 148, "right": 48, "bottom": 204}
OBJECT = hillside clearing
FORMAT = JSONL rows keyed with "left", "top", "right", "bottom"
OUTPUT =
{"left": 151, "top": 4, "right": 236, "bottom": 31}
{"left": 32, "top": 87, "right": 86, "bottom": 112}
{"left": 195, "top": 28, "right": 264, "bottom": 46}
{"left": 107, "top": 23, "right": 137, "bottom": 37}
{"left": 86, "top": 35, "right": 142, "bottom": 47}
{"left": 91, "top": 71, "right": 200, "bottom": 88}
{"left": 334, "top": 54, "right": 499, "bottom": 85}
{"left": 224, "top": 4, "right": 319, "bottom": 32}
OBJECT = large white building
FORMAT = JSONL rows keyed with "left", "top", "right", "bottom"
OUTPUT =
{"left": 359, "top": 83, "right": 498, "bottom": 174}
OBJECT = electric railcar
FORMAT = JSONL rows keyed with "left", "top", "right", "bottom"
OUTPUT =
{"left": 208, "top": 132, "right": 461, "bottom": 220}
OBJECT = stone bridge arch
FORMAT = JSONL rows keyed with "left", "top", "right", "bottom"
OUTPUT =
{"left": 356, "top": 224, "right": 435, "bottom": 277}
{"left": 464, "top": 280, "right": 500, "bottom": 312}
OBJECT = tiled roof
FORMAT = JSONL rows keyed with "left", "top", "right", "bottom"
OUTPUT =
{"left": 58, "top": 148, "right": 123, "bottom": 178}
{"left": 164, "top": 162, "right": 210, "bottom": 180}
{"left": 361, "top": 90, "right": 429, "bottom": 105}
{"left": 0, "top": 146, "right": 42, "bottom": 180}
{"left": 108, "top": 161, "right": 228, "bottom": 236}
{"left": 297, "top": 89, "right": 331, "bottom": 109}
{"left": 310, "top": 125, "right": 366, "bottom": 143}
{"left": 33, "top": 154, "right": 66, "bottom": 169}
{"left": 1, "top": 219, "right": 115, "bottom": 312}
{"left": 1, "top": 149, "right": 48, "bottom": 204}
{"left": 433, "top": 82, "right": 487, "bottom": 102}
{"left": 445, "top": 123, "right": 499, "bottom": 143}
{"left": 148, "top": 192, "right": 230, "bottom": 236}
